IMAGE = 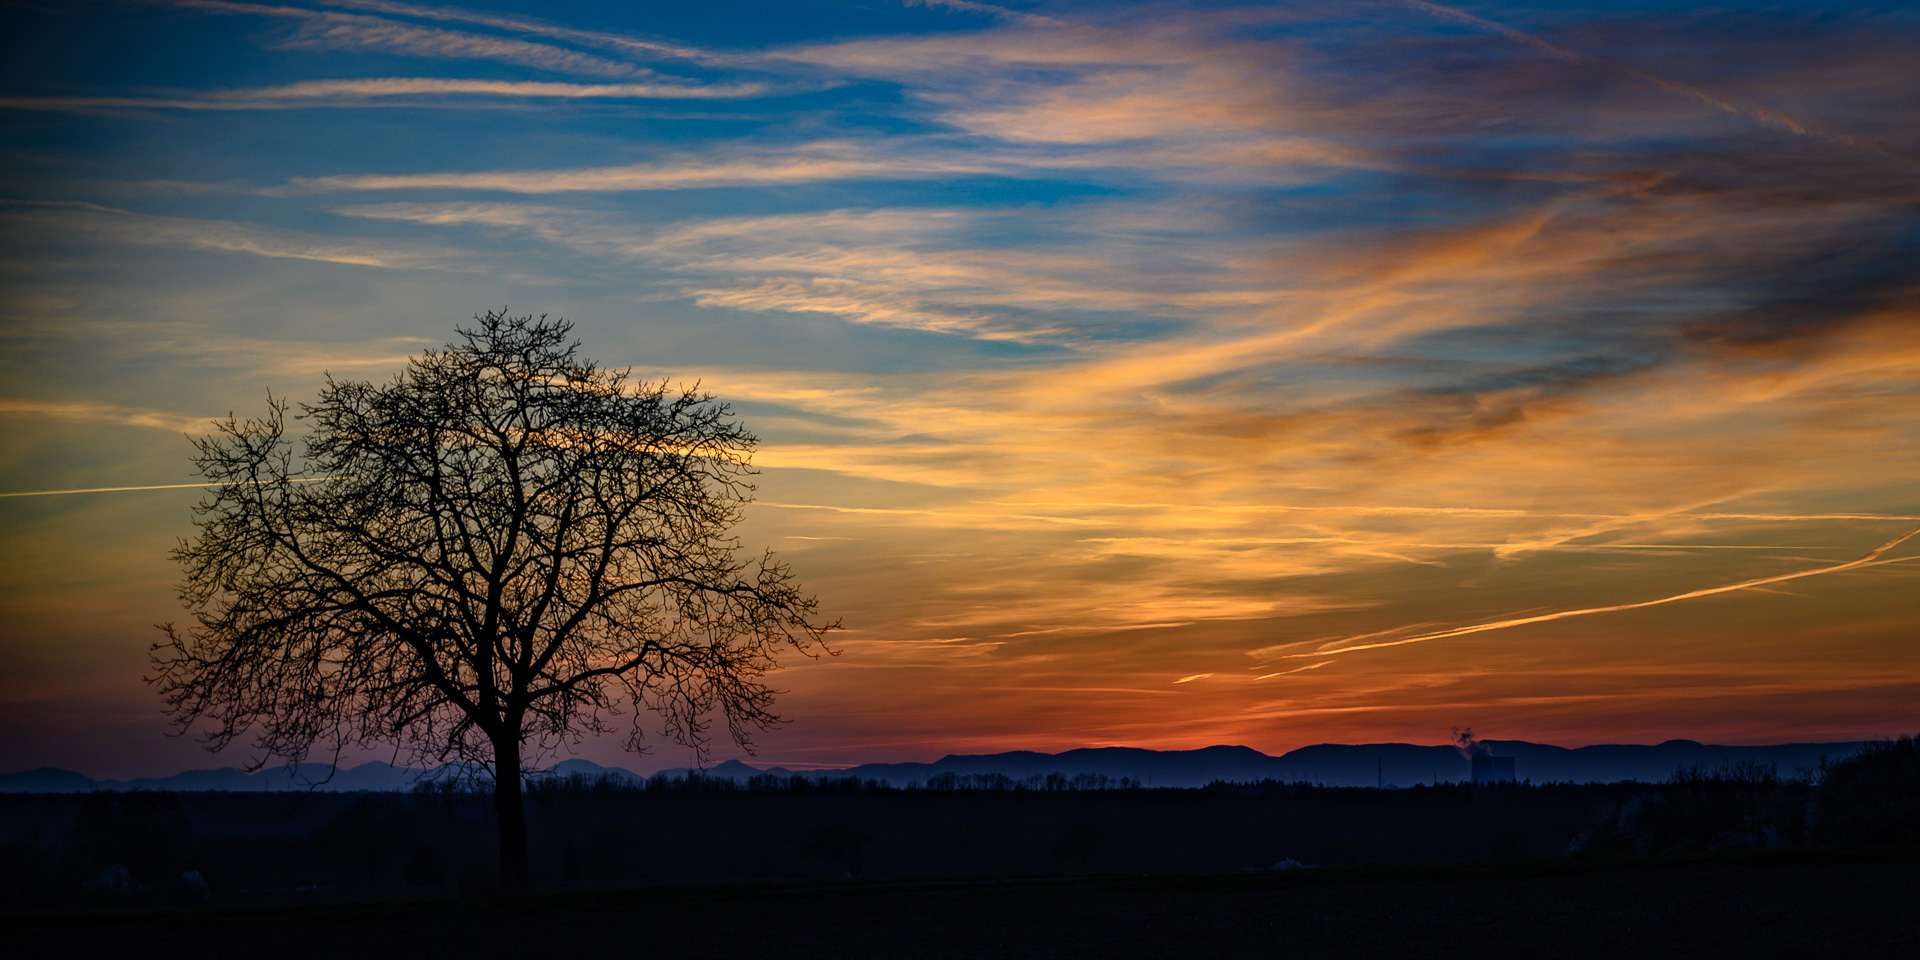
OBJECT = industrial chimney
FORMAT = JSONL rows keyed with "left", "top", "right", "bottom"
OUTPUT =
{"left": 1471, "top": 755, "right": 1516, "bottom": 784}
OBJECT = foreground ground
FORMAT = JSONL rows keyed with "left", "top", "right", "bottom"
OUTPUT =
{"left": 7, "top": 850, "right": 1917, "bottom": 959}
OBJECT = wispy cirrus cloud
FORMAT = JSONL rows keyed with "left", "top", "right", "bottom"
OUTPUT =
{"left": 783, "top": 12, "right": 1320, "bottom": 147}
{"left": 1297, "top": 523, "right": 1920, "bottom": 659}
{"left": 170, "top": 0, "right": 662, "bottom": 78}
{"left": 338, "top": 200, "right": 1253, "bottom": 341}
{"left": 678, "top": 291, "right": 1920, "bottom": 655}
{"left": 331, "top": 171, "right": 1920, "bottom": 550}
{"left": 7, "top": 0, "right": 1920, "bottom": 764}
{"left": 295, "top": 142, "right": 1010, "bottom": 193}
{"left": 0, "top": 399, "right": 208, "bottom": 434}
{"left": 1402, "top": 0, "right": 1917, "bottom": 162}
{"left": 0, "top": 77, "right": 780, "bottom": 113}
{"left": 1, "top": 201, "right": 468, "bottom": 270}
{"left": 309, "top": 0, "right": 734, "bottom": 65}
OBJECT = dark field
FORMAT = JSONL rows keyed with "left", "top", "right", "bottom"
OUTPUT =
{"left": 1, "top": 780, "right": 1653, "bottom": 898}
{"left": 7, "top": 851, "right": 1917, "bottom": 959}
{"left": 7, "top": 742, "right": 1917, "bottom": 957}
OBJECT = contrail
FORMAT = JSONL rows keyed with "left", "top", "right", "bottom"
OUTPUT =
{"left": 0, "top": 478, "right": 337, "bottom": 498}
{"left": 1255, "top": 660, "right": 1334, "bottom": 680}
{"left": 1403, "top": 0, "right": 1915, "bottom": 162}
{"left": 1294, "top": 523, "right": 1920, "bottom": 659}
{"left": 988, "top": 500, "right": 1920, "bottom": 522}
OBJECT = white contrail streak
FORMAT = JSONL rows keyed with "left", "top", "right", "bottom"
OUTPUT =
{"left": 986, "top": 501, "right": 1920, "bottom": 522}
{"left": 0, "top": 478, "right": 336, "bottom": 498}
{"left": 1403, "top": 0, "right": 1914, "bottom": 162}
{"left": 1293, "top": 524, "right": 1920, "bottom": 659}
{"left": 1255, "top": 661, "right": 1334, "bottom": 680}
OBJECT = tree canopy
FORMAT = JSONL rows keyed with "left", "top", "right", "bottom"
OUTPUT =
{"left": 154, "top": 311, "right": 833, "bottom": 885}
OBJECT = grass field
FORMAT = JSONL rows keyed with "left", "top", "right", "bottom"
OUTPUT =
{"left": 8, "top": 849, "right": 1915, "bottom": 958}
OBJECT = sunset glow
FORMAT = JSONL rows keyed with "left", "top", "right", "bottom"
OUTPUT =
{"left": 2, "top": 0, "right": 1917, "bottom": 777}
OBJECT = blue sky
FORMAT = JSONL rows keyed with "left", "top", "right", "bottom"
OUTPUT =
{"left": 3, "top": 0, "right": 1918, "bottom": 776}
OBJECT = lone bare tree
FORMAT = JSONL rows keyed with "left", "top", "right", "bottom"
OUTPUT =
{"left": 154, "top": 311, "right": 832, "bottom": 888}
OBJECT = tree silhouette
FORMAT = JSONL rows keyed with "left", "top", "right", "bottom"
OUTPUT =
{"left": 154, "top": 311, "right": 833, "bottom": 888}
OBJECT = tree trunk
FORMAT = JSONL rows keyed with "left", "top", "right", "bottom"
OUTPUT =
{"left": 492, "top": 735, "right": 531, "bottom": 891}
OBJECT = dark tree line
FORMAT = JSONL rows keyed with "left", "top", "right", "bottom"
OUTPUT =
{"left": 5, "top": 737, "right": 1914, "bottom": 906}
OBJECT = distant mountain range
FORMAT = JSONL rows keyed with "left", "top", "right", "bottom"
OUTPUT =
{"left": 0, "top": 739, "right": 1871, "bottom": 793}
{"left": 673, "top": 739, "right": 1864, "bottom": 789}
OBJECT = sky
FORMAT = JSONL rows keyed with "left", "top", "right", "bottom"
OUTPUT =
{"left": 1, "top": 0, "right": 1917, "bottom": 778}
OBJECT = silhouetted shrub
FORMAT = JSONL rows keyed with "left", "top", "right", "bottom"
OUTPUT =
{"left": 0, "top": 826, "right": 64, "bottom": 908}
{"left": 798, "top": 823, "right": 870, "bottom": 877}
{"left": 1051, "top": 820, "right": 1107, "bottom": 869}
{"left": 923, "top": 772, "right": 1018, "bottom": 791}
{"left": 1813, "top": 736, "right": 1920, "bottom": 846}
{"left": 316, "top": 795, "right": 421, "bottom": 889}
{"left": 402, "top": 843, "right": 445, "bottom": 888}
{"left": 64, "top": 791, "right": 194, "bottom": 890}
{"left": 527, "top": 772, "right": 643, "bottom": 801}
{"left": 1574, "top": 763, "right": 1807, "bottom": 854}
